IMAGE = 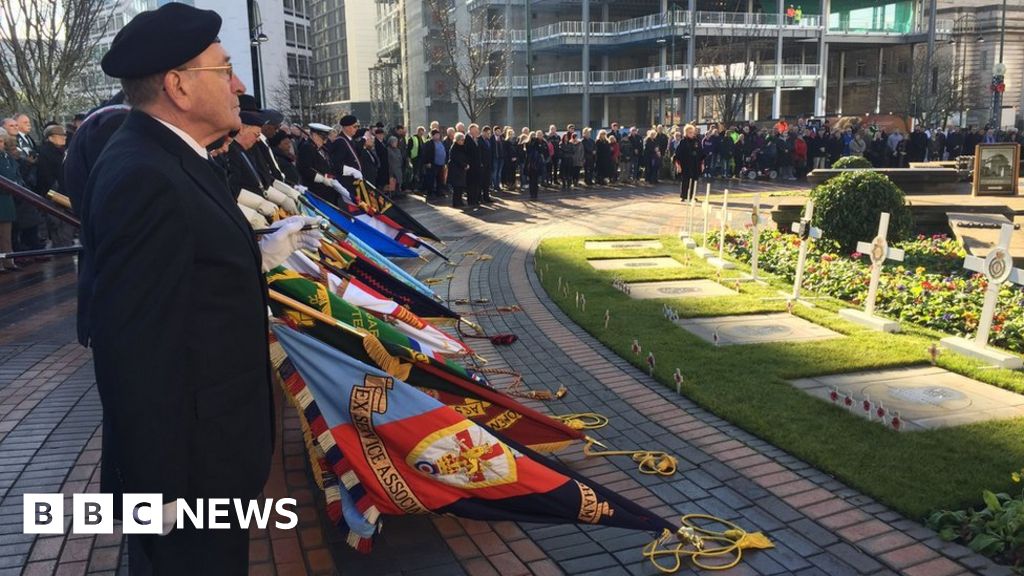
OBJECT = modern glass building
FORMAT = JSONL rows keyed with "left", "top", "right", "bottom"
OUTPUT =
{"left": 384, "top": 0, "right": 959, "bottom": 127}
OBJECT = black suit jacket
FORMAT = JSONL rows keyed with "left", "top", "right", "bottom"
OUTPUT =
{"left": 78, "top": 110, "right": 273, "bottom": 506}
{"left": 329, "top": 134, "right": 362, "bottom": 191}
{"left": 226, "top": 141, "right": 265, "bottom": 197}
{"left": 252, "top": 138, "right": 284, "bottom": 185}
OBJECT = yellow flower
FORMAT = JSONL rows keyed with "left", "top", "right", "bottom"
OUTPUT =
{"left": 915, "top": 266, "right": 926, "bottom": 276}
{"left": 1012, "top": 471, "right": 1021, "bottom": 483}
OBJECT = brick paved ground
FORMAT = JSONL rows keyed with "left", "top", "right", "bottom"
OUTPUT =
{"left": 0, "top": 179, "right": 1011, "bottom": 575}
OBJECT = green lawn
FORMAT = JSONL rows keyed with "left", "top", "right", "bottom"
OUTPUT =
{"left": 536, "top": 235, "right": 1024, "bottom": 520}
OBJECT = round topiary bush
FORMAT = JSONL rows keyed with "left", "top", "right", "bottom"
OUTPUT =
{"left": 808, "top": 170, "right": 913, "bottom": 252}
{"left": 832, "top": 155, "right": 873, "bottom": 169}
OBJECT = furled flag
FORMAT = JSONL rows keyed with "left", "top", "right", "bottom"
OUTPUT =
{"left": 272, "top": 323, "right": 675, "bottom": 550}
{"left": 284, "top": 252, "right": 470, "bottom": 357}
{"left": 353, "top": 179, "right": 441, "bottom": 242}
{"left": 267, "top": 274, "right": 585, "bottom": 453}
{"left": 320, "top": 241, "right": 460, "bottom": 321}
{"left": 302, "top": 193, "right": 418, "bottom": 259}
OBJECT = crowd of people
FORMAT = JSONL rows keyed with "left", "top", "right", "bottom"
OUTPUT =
{"left": 5, "top": 97, "right": 1024, "bottom": 272}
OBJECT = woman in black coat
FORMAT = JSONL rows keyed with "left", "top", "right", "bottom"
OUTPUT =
{"left": 643, "top": 130, "right": 660, "bottom": 184}
{"left": 595, "top": 131, "right": 613, "bottom": 184}
{"left": 448, "top": 133, "right": 469, "bottom": 207}
{"left": 673, "top": 124, "right": 702, "bottom": 201}
{"left": 525, "top": 132, "right": 547, "bottom": 199}
{"left": 501, "top": 128, "right": 517, "bottom": 190}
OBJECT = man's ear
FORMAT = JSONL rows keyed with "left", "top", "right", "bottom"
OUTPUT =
{"left": 163, "top": 71, "right": 193, "bottom": 112}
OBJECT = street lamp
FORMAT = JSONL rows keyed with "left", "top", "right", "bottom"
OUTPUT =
{"left": 950, "top": 13, "right": 982, "bottom": 127}
{"left": 990, "top": 0, "right": 1008, "bottom": 129}
{"left": 249, "top": 0, "right": 269, "bottom": 107}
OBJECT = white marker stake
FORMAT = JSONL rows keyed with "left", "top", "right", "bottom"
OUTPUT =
{"left": 604, "top": 309, "right": 610, "bottom": 329}
{"left": 941, "top": 224, "right": 1024, "bottom": 369}
{"left": 682, "top": 193, "right": 698, "bottom": 248}
{"left": 839, "top": 212, "right": 904, "bottom": 332}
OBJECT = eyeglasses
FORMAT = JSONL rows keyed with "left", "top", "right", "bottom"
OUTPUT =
{"left": 176, "top": 64, "right": 234, "bottom": 79}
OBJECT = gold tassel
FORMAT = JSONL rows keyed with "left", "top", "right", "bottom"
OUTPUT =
{"left": 642, "top": 514, "right": 774, "bottom": 572}
{"left": 583, "top": 438, "right": 677, "bottom": 476}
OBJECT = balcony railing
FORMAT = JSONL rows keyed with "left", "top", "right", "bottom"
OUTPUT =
{"left": 478, "top": 63, "right": 821, "bottom": 92}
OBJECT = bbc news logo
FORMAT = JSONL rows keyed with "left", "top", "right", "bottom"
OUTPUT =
{"left": 23, "top": 494, "right": 298, "bottom": 534}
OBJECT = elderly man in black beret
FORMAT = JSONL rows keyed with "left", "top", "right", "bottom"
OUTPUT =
{"left": 76, "top": 3, "right": 318, "bottom": 573}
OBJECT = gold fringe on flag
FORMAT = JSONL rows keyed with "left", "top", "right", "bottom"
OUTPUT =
{"left": 553, "top": 413, "right": 609, "bottom": 430}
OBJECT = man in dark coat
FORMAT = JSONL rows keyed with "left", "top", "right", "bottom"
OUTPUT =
{"left": 64, "top": 96, "right": 130, "bottom": 218}
{"left": 77, "top": 4, "right": 318, "bottom": 572}
{"left": 464, "top": 124, "right": 483, "bottom": 205}
{"left": 225, "top": 108, "right": 268, "bottom": 197}
{"left": 328, "top": 114, "right": 364, "bottom": 190}
{"left": 297, "top": 123, "right": 342, "bottom": 204}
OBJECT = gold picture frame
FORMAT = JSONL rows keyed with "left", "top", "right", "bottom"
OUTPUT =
{"left": 972, "top": 143, "right": 1020, "bottom": 196}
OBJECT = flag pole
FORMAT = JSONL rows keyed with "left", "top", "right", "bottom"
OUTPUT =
{"left": 0, "top": 175, "right": 80, "bottom": 227}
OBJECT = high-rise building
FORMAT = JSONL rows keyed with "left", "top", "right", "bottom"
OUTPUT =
{"left": 309, "top": 0, "right": 379, "bottom": 122}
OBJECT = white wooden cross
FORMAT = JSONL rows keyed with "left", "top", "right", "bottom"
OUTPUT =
{"left": 839, "top": 212, "right": 904, "bottom": 332}
{"left": 682, "top": 194, "right": 698, "bottom": 248}
{"left": 700, "top": 188, "right": 711, "bottom": 249}
{"left": 694, "top": 185, "right": 714, "bottom": 259}
{"left": 859, "top": 213, "right": 904, "bottom": 316}
{"left": 749, "top": 193, "right": 762, "bottom": 280}
{"left": 941, "top": 224, "right": 1023, "bottom": 369}
{"left": 789, "top": 200, "right": 822, "bottom": 302}
{"left": 708, "top": 190, "right": 737, "bottom": 270}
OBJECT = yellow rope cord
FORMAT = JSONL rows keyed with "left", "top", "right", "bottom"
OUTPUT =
{"left": 583, "top": 437, "right": 678, "bottom": 476}
{"left": 642, "top": 514, "right": 774, "bottom": 572}
{"left": 553, "top": 413, "right": 609, "bottom": 430}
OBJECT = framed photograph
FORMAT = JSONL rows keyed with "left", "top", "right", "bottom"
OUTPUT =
{"left": 972, "top": 143, "right": 1020, "bottom": 196}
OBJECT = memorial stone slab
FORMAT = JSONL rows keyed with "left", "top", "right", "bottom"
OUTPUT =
{"left": 588, "top": 257, "right": 686, "bottom": 271}
{"left": 624, "top": 280, "right": 736, "bottom": 300}
{"left": 790, "top": 366, "right": 1024, "bottom": 430}
{"left": 675, "top": 313, "right": 841, "bottom": 346}
{"left": 584, "top": 240, "right": 665, "bottom": 250}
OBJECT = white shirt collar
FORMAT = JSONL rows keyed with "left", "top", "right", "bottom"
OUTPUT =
{"left": 154, "top": 117, "right": 209, "bottom": 159}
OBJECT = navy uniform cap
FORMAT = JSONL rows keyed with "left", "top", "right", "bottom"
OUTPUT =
{"left": 101, "top": 3, "right": 222, "bottom": 79}
{"left": 261, "top": 109, "right": 285, "bottom": 125}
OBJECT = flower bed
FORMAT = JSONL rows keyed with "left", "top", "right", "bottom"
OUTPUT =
{"left": 708, "top": 229, "right": 1024, "bottom": 353}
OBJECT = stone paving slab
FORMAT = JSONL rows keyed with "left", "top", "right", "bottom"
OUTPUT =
{"left": 675, "top": 313, "right": 843, "bottom": 346}
{"left": 625, "top": 280, "right": 736, "bottom": 300}
{"left": 791, "top": 366, "right": 1024, "bottom": 431}
{"left": 587, "top": 257, "right": 684, "bottom": 271}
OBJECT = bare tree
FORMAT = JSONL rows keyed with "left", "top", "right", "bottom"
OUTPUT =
{"left": 424, "top": 0, "right": 509, "bottom": 123}
{"left": 0, "top": 0, "right": 107, "bottom": 125}
{"left": 268, "top": 72, "right": 329, "bottom": 125}
{"left": 693, "top": 24, "right": 773, "bottom": 126}
{"left": 907, "top": 49, "right": 961, "bottom": 127}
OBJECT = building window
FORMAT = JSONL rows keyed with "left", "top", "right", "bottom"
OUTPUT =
{"left": 285, "top": 22, "right": 296, "bottom": 47}
{"left": 287, "top": 53, "right": 298, "bottom": 77}
{"left": 980, "top": 50, "right": 989, "bottom": 73}
{"left": 896, "top": 57, "right": 907, "bottom": 74}
{"left": 856, "top": 60, "right": 866, "bottom": 76}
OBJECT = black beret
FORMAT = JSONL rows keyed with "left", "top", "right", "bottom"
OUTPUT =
{"left": 339, "top": 115, "right": 358, "bottom": 127}
{"left": 239, "top": 94, "right": 259, "bottom": 112}
{"left": 101, "top": 3, "right": 222, "bottom": 79}
{"left": 261, "top": 109, "right": 285, "bottom": 125}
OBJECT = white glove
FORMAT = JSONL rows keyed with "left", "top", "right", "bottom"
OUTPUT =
{"left": 272, "top": 180, "right": 302, "bottom": 201}
{"left": 238, "top": 189, "right": 278, "bottom": 217}
{"left": 265, "top": 187, "right": 299, "bottom": 214}
{"left": 330, "top": 179, "right": 353, "bottom": 204}
{"left": 313, "top": 173, "right": 331, "bottom": 185}
{"left": 259, "top": 216, "right": 322, "bottom": 272}
{"left": 342, "top": 165, "right": 363, "bottom": 180}
{"left": 237, "top": 203, "right": 269, "bottom": 229}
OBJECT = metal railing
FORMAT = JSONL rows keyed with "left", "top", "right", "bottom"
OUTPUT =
{"left": 477, "top": 63, "right": 821, "bottom": 91}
